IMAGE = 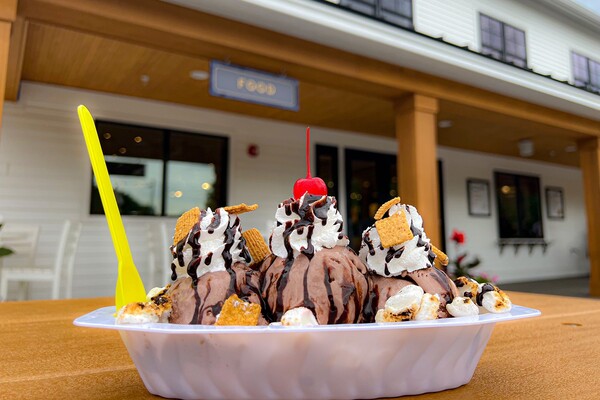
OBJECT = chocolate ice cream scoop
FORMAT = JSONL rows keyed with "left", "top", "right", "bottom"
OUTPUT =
{"left": 168, "top": 262, "right": 268, "bottom": 325}
{"left": 262, "top": 194, "right": 369, "bottom": 324}
{"left": 365, "top": 268, "right": 459, "bottom": 320}
{"left": 401, "top": 267, "right": 459, "bottom": 318}
{"left": 261, "top": 246, "right": 369, "bottom": 324}
{"left": 359, "top": 199, "right": 458, "bottom": 319}
{"left": 367, "top": 274, "right": 414, "bottom": 313}
{"left": 165, "top": 205, "right": 269, "bottom": 325}
{"left": 170, "top": 207, "right": 252, "bottom": 285}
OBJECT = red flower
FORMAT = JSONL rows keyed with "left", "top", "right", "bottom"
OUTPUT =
{"left": 450, "top": 229, "right": 465, "bottom": 244}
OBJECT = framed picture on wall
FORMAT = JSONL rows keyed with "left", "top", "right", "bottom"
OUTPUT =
{"left": 545, "top": 187, "right": 564, "bottom": 219}
{"left": 467, "top": 179, "right": 491, "bottom": 216}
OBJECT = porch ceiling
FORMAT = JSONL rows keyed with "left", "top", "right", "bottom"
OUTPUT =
{"left": 17, "top": 21, "right": 584, "bottom": 167}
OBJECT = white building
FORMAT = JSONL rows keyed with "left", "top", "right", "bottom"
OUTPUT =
{"left": 0, "top": 0, "right": 599, "bottom": 299}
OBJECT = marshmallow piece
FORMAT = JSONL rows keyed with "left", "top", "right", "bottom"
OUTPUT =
{"left": 382, "top": 285, "right": 424, "bottom": 321}
{"left": 453, "top": 276, "right": 479, "bottom": 299}
{"left": 374, "top": 309, "right": 386, "bottom": 323}
{"left": 447, "top": 296, "right": 479, "bottom": 317}
{"left": 116, "top": 302, "right": 168, "bottom": 324}
{"left": 481, "top": 288, "right": 512, "bottom": 313}
{"left": 281, "top": 307, "right": 319, "bottom": 326}
{"left": 414, "top": 293, "right": 441, "bottom": 321}
{"left": 146, "top": 286, "right": 167, "bottom": 302}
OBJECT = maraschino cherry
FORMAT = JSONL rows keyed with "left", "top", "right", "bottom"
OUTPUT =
{"left": 293, "top": 127, "right": 328, "bottom": 199}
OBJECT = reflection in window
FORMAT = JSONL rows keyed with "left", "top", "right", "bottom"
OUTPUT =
{"left": 480, "top": 14, "right": 527, "bottom": 68}
{"left": 494, "top": 172, "right": 543, "bottom": 239}
{"left": 91, "top": 121, "right": 228, "bottom": 216}
{"left": 316, "top": 145, "right": 339, "bottom": 201}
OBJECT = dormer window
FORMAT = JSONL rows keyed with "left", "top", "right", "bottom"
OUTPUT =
{"left": 326, "top": 0, "right": 414, "bottom": 30}
{"left": 480, "top": 14, "right": 527, "bottom": 68}
{"left": 571, "top": 52, "right": 600, "bottom": 93}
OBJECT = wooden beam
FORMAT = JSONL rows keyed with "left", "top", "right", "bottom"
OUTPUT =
{"left": 0, "top": 21, "right": 11, "bottom": 132}
{"left": 579, "top": 137, "right": 600, "bottom": 297}
{"left": 0, "top": 0, "right": 17, "bottom": 22}
{"left": 395, "top": 94, "right": 442, "bottom": 248}
{"left": 5, "top": 16, "right": 27, "bottom": 101}
{"left": 18, "top": 0, "right": 600, "bottom": 137}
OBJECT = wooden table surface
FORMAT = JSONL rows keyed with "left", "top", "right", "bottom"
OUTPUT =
{"left": 1, "top": 292, "right": 599, "bottom": 399}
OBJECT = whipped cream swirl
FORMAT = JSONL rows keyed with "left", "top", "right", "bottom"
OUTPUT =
{"left": 360, "top": 203, "right": 435, "bottom": 276}
{"left": 170, "top": 207, "right": 251, "bottom": 285}
{"left": 269, "top": 194, "right": 348, "bottom": 259}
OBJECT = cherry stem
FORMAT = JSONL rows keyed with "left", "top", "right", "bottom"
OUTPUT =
{"left": 306, "top": 126, "right": 311, "bottom": 178}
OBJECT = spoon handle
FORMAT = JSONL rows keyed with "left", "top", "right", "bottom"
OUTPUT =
{"left": 78, "top": 105, "right": 146, "bottom": 309}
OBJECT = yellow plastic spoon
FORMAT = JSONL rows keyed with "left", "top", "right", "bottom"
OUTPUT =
{"left": 77, "top": 105, "right": 146, "bottom": 311}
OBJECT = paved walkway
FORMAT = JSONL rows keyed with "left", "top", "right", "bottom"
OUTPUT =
{"left": 501, "top": 276, "right": 591, "bottom": 298}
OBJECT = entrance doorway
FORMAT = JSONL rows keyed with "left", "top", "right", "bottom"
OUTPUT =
{"left": 345, "top": 149, "right": 398, "bottom": 251}
{"left": 317, "top": 146, "right": 446, "bottom": 252}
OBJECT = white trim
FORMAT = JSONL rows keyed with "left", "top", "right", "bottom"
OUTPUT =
{"left": 164, "top": 0, "right": 600, "bottom": 121}
{"left": 534, "top": 0, "right": 600, "bottom": 35}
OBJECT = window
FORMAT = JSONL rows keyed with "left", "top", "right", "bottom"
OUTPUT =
{"left": 494, "top": 172, "right": 543, "bottom": 239}
{"left": 325, "top": 0, "right": 414, "bottom": 30}
{"left": 90, "top": 121, "right": 228, "bottom": 216}
{"left": 480, "top": 14, "right": 527, "bottom": 68}
{"left": 316, "top": 145, "right": 339, "bottom": 201}
{"left": 571, "top": 52, "right": 600, "bottom": 93}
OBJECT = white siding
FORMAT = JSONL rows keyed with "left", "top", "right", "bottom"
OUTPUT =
{"left": 0, "top": 83, "right": 589, "bottom": 300}
{"left": 414, "top": 0, "right": 600, "bottom": 82}
{"left": 439, "top": 147, "right": 588, "bottom": 283}
{"left": 0, "top": 83, "right": 394, "bottom": 300}
{"left": 173, "top": 0, "right": 600, "bottom": 120}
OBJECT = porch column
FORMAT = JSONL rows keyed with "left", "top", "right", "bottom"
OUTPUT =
{"left": 0, "top": 0, "right": 17, "bottom": 132}
{"left": 394, "top": 94, "right": 441, "bottom": 247}
{"left": 579, "top": 137, "right": 600, "bottom": 297}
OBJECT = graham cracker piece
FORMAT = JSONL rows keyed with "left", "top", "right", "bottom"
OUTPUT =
{"left": 374, "top": 197, "right": 402, "bottom": 220}
{"left": 173, "top": 207, "right": 200, "bottom": 246}
{"left": 375, "top": 211, "right": 413, "bottom": 248}
{"left": 242, "top": 228, "right": 270, "bottom": 264}
{"left": 224, "top": 203, "right": 258, "bottom": 215}
{"left": 214, "top": 294, "right": 261, "bottom": 326}
{"left": 431, "top": 245, "right": 449, "bottom": 266}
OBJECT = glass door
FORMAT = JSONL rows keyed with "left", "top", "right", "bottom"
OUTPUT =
{"left": 344, "top": 149, "right": 398, "bottom": 251}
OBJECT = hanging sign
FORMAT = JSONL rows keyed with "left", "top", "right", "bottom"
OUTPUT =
{"left": 209, "top": 61, "right": 299, "bottom": 111}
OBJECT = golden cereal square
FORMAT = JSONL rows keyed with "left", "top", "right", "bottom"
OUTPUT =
{"left": 223, "top": 203, "right": 258, "bottom": 215}
{"left": 242, "top": 228, "right": 270, "bottom": 264}
{"left": 431, "top": 245, "right": 449, "bottom": 266}
{"left": 214, "top": 294, "right": 261, "bottom": 326}
{"left": 375, "top": 212, "right": 413, "bottom": 248}
{"left": 374, "top": 197, "right": 402, "bottom": 220}
{"left": 173, "top": 207, "right": 200, "bottom": 246}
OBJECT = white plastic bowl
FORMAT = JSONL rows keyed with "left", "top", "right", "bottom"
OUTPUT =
{"left": 74, "top": 305, "right": 539, "bottom": 400}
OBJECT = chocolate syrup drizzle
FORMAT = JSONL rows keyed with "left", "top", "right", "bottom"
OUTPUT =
{"left": 169, "top": 208, "right": 264, "bottom": 324}
{"left": 269, "top": 194, "right": 351, "bottom": 322}
{"left": 362, "top": 280, "right": 379, "bottom": 323}
{"left": 361, "top": 205, "right": 437, "bottom": 276}
{"left": 476, "top": 283, "right": 495, "bottom": 306}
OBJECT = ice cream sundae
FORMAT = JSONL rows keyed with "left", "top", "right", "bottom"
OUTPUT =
{"left": 116, "top": 129, "right": 512, "bottom": 327}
